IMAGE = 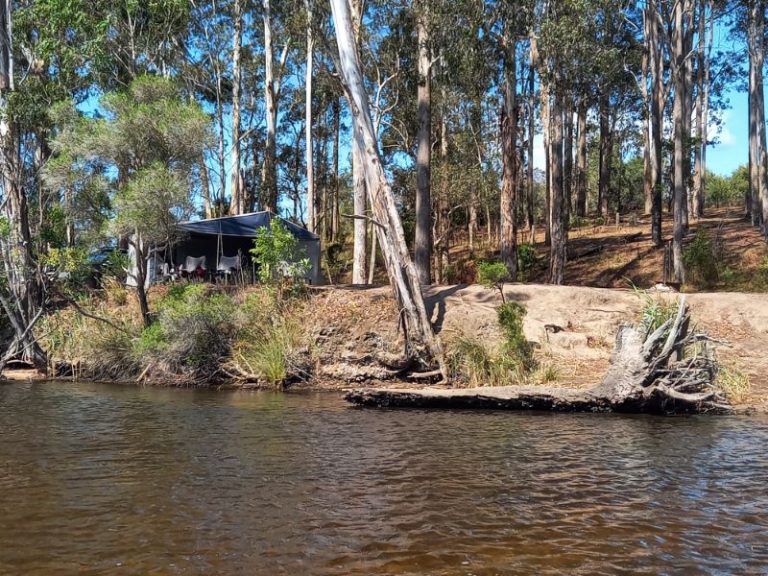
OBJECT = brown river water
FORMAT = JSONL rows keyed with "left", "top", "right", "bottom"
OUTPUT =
{"left": 1, "top": 381, "right": 767, "bottom": 576}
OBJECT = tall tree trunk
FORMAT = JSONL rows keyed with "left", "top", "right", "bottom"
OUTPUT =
{"left": 691, "top": 0, "right": 707, "bottom": 219}
{"left": 598, "top": 92, "right": 611, "bottom": 219}
{"left": 0, "top": 0, "right": 46, "bottom": 370}
{"left": 305, "top": 0, "right": 316, "bottom": 232}
{"left": 329, "top": 0, "right": 445, "bottom": 373}
{"left": 261, "top": 0, "right": 288, "bottom": 213}
{"left": 229, "top": 0, "right": 243, "bottom": 215}
{"left": 500, "top": 33, "right": 518, "bottom": 280}
{"left": 575, "top": 98, "right": 588, "bottom": 217}
{"left": 748, "top": 0, "right": 767, "bottom": 235}
{"left": 649, "top": 2, "right": 664, "bottom": 246}
{"left": 672, "top": 0, "right": 688, "bottom": 282}
{"left": 541, "top": 81, "right": 551, "bottom": 245}
{"left": 349, "top": 0, "right": 367, "bottom": 283}
{"left": 414, "top": 6, "right": 431, "bottom": 284}
{"left": 549, "top": 92, "right": 566, "bottom": 284}
{"left": 436, "top": 89, "right": 450, "bottom": 282}
{"left": 332, "top": 97, "right": 340, "bottom": 241}
{"left": 563, "top": 100, "right": 573, "bottom": 221}
{"left": 526, "top": 43, "right": 536, "bottom": 237}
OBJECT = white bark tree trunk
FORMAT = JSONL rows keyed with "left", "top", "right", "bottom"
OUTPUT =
{"left": 329, "top": 0, "right": 446, "bottom": 374}
{"left": 305, "top": 0, "right": 315, "bottom": 232}
{"left": 414, "top": 5, "right": 432, "bottom": 285}
{"left": 229, "top": 0, "right": 243, "bottom": 215}
{"left": 349, "top": 0, "right": 367, "bottom": 284}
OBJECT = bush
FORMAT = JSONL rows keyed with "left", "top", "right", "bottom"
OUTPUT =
{"left": 716, "top": 367, "right": 751, "bottom": 403}
{"left": 683, "top": 229, "right": 720, "bottom": 289}
{"left": 251, "top": 219, "right": 310, "bottom": 289}
{"left": 497, "top": 302, "right": 536, "bottom": 372}
{"left": 517, "top": 244, "right": 538, "bottom": 281}
{"left": 478, "top": 261, "right": 510, "bottom": 300}
{"left": 135, "top": 284, "right": 237, "bottom": 376}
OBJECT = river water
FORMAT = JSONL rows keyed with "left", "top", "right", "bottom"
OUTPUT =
{"left": 1, "top": 381, "right": 767, "bottom": 575}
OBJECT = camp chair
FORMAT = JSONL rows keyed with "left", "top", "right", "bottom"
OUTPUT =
{"left": 216, "top": 254, "right": 242, "bottom": 283}
{"left": 180, "top": 255, "right": 207, "bottom": 280}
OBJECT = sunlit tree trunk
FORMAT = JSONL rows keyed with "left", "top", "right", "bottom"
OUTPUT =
{"left": 414, "top": 4, "right": 431, "bottom": 284}
{"left": 329, "top": 0, "right": 446, "bottom": 373}
{"left": 549, "top": 91, "right": 566, "bottom": 284}
{"left": 500, "top": 28, "right": 518, "bottom": 280}
{"left": 598, "top": 91, "right": 611, "bottom": 219}
{"left": 349, "top": 0, "right": 367, "bottom": 283}
{"left": 229, "top": 0, "right": 243, "bottom": 215}
{"left": 527, "top": 38, "right": 536, "bottom": 237}
{"left": 304, "top": 0, "right": 316, "bottom": 232}
{"left": 672, "top": 0, "right": 689, "bottom": 282}
{"left": 262, "top": 0, "right": 289, "bottom": 213}
{"left": 748, "top": 0, "right": 767, "bottom": 234}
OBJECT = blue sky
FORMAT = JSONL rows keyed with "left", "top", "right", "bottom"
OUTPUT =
{"left": 708, "top": 88, "right": 749, "bottom": 175}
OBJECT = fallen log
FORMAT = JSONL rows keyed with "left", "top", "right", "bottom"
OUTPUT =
{"left": 345, "top": 297, "right": 731, "bottom": 415}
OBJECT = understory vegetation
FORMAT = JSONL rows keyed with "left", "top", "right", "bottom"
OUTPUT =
{"left": 41, "top": 283, "right": 308, "bottom": 387}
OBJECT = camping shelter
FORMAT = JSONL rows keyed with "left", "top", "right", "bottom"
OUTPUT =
{"left": 127, "top": 211, "right": 321, "bottom": 287}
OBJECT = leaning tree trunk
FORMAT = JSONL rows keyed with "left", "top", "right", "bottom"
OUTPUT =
{"left": 330, "top": 0, "right": 446, "bottom": 375}
{"left": 347, "top": 298, "right": 730, "bottom": 414}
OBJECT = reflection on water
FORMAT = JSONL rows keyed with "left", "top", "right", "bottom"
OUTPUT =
{"left": 1, "top": 381, "right": 767, "bottom": 575}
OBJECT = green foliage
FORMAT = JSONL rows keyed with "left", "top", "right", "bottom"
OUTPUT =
{"left": 111, "top": 162, "right": 192, "bottom": 245}
{"left": 683, "top": 229, "right": 720, "bottom": 289}
{"left": 141, "top": 284, "right": 237, "bottom": 375}
{"left": 497, "top": 302, "right": 536, "bottom": 372}
{"left": 251, "top": 219, "right": 310, "bottom": 286}
{"left": 478, "top": 261, "right": 510, "bottom": 300}
{"left": 134, "top": 322, "right": 166, "bottom": 356}
{"left": 517, "top": 244, "right": 538, "bottom": 281}
{"left": 447, "top": 301, "right": 536, "bottom": 387}
{"left": 634, "top": 288, "right": 679, "bottom": 336}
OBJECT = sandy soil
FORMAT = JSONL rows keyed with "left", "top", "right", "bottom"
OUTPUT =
{"left": 303, "top": 283, "right": 768, "bottom": 411}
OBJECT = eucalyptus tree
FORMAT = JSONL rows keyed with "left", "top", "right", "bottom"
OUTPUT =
{"left": 329, "top": 0, "right": 446, "bottom": 374}
{"left": 744, "top": 0, "right": 767, "bottom": 234}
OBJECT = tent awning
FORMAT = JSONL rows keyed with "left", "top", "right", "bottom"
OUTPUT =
{"left": 178, "top": 211, "right": 319, "bottom": 241}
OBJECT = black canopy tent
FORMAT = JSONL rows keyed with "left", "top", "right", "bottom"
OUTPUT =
{"left": 173, "top": 211, "right": 321, "bottom": 284}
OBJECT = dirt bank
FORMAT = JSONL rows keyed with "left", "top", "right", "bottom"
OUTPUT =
{"left": 302, "top": 284, "right": 768, "bottom": 411}
{"left": 4, "top": 282, "right": 766, "bottom": 411}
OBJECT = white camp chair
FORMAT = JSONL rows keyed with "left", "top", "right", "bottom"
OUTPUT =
{"left": 217, "top": 254, "right": 242, "bottom": 283}
{"left": 181, "top": 255, "right": 207, "bottom": 279}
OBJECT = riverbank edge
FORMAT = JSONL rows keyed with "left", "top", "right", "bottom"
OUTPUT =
{"left": 5, "top": 283, "right": 768, "bottom": 413}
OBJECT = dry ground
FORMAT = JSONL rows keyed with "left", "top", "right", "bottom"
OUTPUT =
{"left": 303, "top": 283, "right": 768, "bottom": 412}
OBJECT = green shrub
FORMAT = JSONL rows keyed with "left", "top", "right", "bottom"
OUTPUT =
{"left": 517, "top": 244, "right": 538, "bottom": 281}
{"left": 478, "top": 261, "right": 510, "bottom": 301}
{"left": 251, "top": 219, "right": 310, "bottom": 287}
{"left": 146, "top": 284, "right": 237, "bottom": 375}
{"left": 447, "top": 337, "right": 494, "bottom": 387}
{"left": 232, "top": 318, "right": 302, "bottom": 387}
{"left": 683, "top": 229, "right": 720, "bottom": 289}
{"left": 497, "top": 302, "right": 536, "bottom": 372}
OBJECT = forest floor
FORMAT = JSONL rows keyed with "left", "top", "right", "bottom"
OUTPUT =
{"left": 447, "top": 206, "right": 768, "bottom": 291}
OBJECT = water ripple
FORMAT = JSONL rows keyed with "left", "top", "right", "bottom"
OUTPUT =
{"left": 1, "top": 383, "right": 767, "bottom": 575}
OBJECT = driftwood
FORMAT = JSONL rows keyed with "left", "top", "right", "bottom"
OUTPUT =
{"left": 346, "top": 297, "right": 731, "bottom": 414}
